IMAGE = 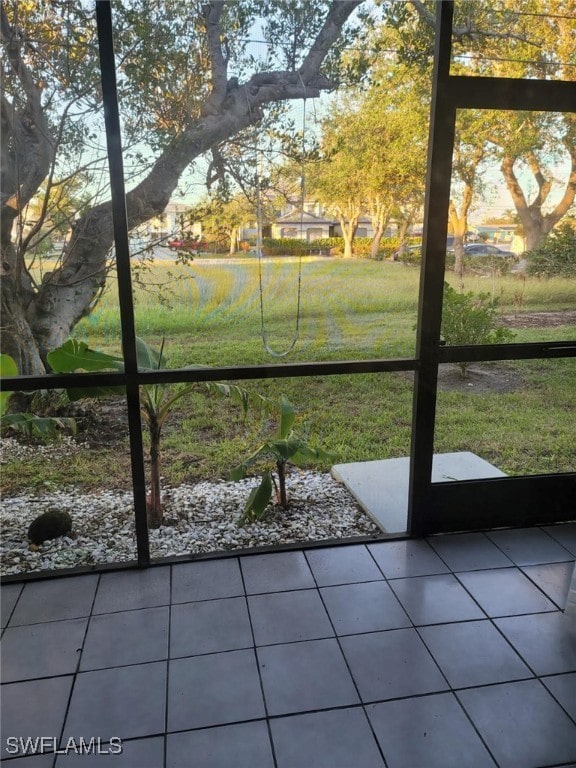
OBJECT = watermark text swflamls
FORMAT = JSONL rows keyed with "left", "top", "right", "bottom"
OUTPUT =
{"left": 5, "top": 736, "right": 123, "bottom": 756}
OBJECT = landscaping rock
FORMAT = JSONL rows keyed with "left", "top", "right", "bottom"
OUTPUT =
{"left": 28, "top": 510, "right": 73, "bottom": 545}
{"left": 2, "top": 471, "right": 380, "bottom": 576}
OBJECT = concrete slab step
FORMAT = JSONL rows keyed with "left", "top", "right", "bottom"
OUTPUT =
{"left": 332, "top": 452, "right": 506, "bottom": 535}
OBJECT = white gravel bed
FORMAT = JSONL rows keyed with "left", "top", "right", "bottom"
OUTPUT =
{"left": 1, "top": 435, "right": 81, "bottom": 463}
{"left": 0, "top": 469, "right": 380, "bottom": 576}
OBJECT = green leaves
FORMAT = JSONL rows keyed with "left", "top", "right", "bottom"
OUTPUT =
{"left": 0, "top": 353, "right": 76, "bottom": 439}
{"left": 136, "top": 336, "right": 166, "bottom": 370}
{"left": 46, "top": 339, "right": 124, "bottom": 373}
{"left": 0, "top": 353, "right": 18, "bottom": 417}
{"left": 238, "top": 472, "right": 273, "bottom": 526}
{"left": 230, "top": 394, "right": 335, "bottom": 525}
{"left": 47, "top": 339, "right": 125, "bottom": 400}
{"left": 207, "top": 382, "right": 272, "bottom": 420}
{"left": 1, "top": 413, "right": 76, "bottom": 439}
{"left": 441, "top": 283, "right": 516, "bottom": 377}
{"left": 526, "top": 223, "right": 576, "bottom": 278}
{"left": 278, "top": 395, "right": 296, "bottom": 438}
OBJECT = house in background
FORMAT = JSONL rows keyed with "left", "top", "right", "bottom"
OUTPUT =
{"left": 475, "top": 223, "right": 518, "bottom": 247}
{"left": 132, "top": 201, "right": 194, "bottom": 245}
{"left": 273, "top": 201, "right": 376, "bottom": 240}
{"left": 238, "top": 200, "right": 380, "bottom": 242}
{"left": 273, "top": 205, "right": 338, "bottom": 240}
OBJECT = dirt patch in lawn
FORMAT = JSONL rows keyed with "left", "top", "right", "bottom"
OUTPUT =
{"left": 436, "top": 309, "right": 575, "bottom": 393}
{"left": 436, "top": 363, "right": 524, "bottom": 394}
{"left": 500, "top": 310, "right": 576, "bottom": 328}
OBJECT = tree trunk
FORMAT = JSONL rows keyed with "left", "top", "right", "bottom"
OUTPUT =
{"left": 276, "top": 460, "right": 288, "bottom": 508}
{"left": 453, "top": 235, "right": 465, "bottom": 279}
{"left": 229, "top": 226, "right": 239, "bottom": 256}
{"left": 0, "top": 270, "right": 45, "bottom": 374}
{"left": 501, "top": 149, "right": 576, "bottom": 252}
{"left": 368, "top": 195, "right": 391, "bottom": 260}
{"left": 394, "top": 219, "right": 411, "bottom": 259}
{"left": 340, "top": 216, "right": 358, "bottom": 259}
{"left": 449, "top": 201, "right": 467, "bottom": 280}
{"left": 147, "top": 417, "right": 163, "bottom": 529}
{"left": 370, "top": 222, "right": 385, "bottom": 260}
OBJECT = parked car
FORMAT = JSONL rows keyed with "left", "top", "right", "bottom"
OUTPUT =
{"left": 167, "top": 238, "right": 198, "bottom": 251}
{"left": 393, "top": 243, "right": 421, "bottom": 260}
{"left": 463, "top": 244, "right": 507, "bottom": 256}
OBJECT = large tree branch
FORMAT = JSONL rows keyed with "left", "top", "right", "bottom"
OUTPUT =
{"left": 1, "top": 6, "right": 41, "bottom": 106}
{"left": 542, "top": 142, "right": 576, "bottom": 231}
{"left": 525, "top": 151, "right": 552, "bottom": 207}
{"left": 409, "top": 0, "right": 541, "bottom": 47}
{"left": 27, "top": 1, "right": 361, "bottom": 364}
{"left": 0, "top": 4, "right": 54, "bottom": 210}
{"left": 501, "top": 155, "right": 531, "bottom": 216}
{"left": 299, "top": 1, "right": 362, "bottom": 80}
{"left": 201, "top": 2, "right": 228, "bottom": 114}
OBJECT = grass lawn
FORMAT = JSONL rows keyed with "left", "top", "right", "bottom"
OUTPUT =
{"left": 3, "top": 257, "right": 575, "bottom": 494}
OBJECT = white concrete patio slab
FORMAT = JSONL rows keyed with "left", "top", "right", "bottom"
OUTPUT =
{"left": 332, "top": 452, "right": 507, "bottom": 534}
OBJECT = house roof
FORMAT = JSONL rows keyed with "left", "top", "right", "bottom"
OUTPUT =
{"left": 276, "top": 209, "right": 334, "bottom": 225}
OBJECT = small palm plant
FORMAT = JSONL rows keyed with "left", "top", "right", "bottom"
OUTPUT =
{"left": 230, "top": 395, "right": 335, "bottom": 526}
{"left": 47, "top": 337, "right": 264, "bottom": 527}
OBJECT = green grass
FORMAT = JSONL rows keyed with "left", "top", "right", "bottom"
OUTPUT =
{"left": 3, "top": 257, "right": 575, "bottom": 494}
{"left": 434, "top": 358, "right": 576, "bottom": 475}
{"left": 78, "top": 258, "right": 422, "bottom": 364}
{"left": 78, "top": 258, "right": 576, "bottom": 362}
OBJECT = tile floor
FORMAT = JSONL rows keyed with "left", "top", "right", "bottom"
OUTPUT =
{"left": 1, "top": 524, "right": 576, "bottom": 768}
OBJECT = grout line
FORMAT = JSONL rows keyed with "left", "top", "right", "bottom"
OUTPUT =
{"left": 451, "top": 688, "right": 502, "bottom": 767}
{"left": 238, "top": 556, "right": 279, "bottom": 768}
{"left": 518, "top": 562, "right": 575, "bottom": 611}
{"left": 4, "top": 537, "right": 575, "bottom": 765}
{"left": 0, "top": 583, "right": 24, "bottom": 638}
{"left": 161, "top": 566, "right": 174, "bottom": 768}
{"left": 537, "top": 675, "right": 576, "bottom": 728}
{"left": 51, "top": 572, "right": 102, "bottom": 760}
{"left": 304, "top": 546, "right": 389, "bottom": 768}
{"left": 484, "top": 528, "right": 575, "bottom": 569}
{"left": 452, "top": 570, "right": 560, "bottom": 619}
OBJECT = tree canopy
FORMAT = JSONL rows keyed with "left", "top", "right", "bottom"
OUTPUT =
{"left": 2, "top": 0, "right": 574, "bottom": 375}
{"left": 1, "top": 0, "right": 362, "bottom": 373}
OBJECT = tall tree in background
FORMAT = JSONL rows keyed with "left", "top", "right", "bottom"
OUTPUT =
{"left": 360, "top": 62, "right": 428, "bottom": 258}
{"left": 307, "top": 104, "right": 366, "bottom": 258}
{"left": 392, "top": 0, "right": 576, "bottom": 252}
{"left": 448, "top": 110, "right": 495, "bottom": 277}
{"left": 1, "top": 0, "right": 362, "bottom": 374}
{"left": 186, "top": 193, "right": 258, "bottom": 256}
{"left": 307, "top": 59, "right": 428, "bottom": 259}
{"left": 495, "top": 111, "right": 576, "bottom": 250}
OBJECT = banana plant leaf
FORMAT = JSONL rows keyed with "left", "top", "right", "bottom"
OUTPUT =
{"left": 0, "top": 353, "right": 18, "bottom": 416}
{"left": 238, "top": 471, "right": 273, "bottom": 525}
{"left": 135, "top": 336, "right": 166, "bottom": 370}
{"left": 47, "top": 339, "right": 125, "bottom": 400}
{"left": 1, "top": 412, "right": 76, "bottom": 438}
{"left": 278, "top": 395, "right": 296, "bottom": 438}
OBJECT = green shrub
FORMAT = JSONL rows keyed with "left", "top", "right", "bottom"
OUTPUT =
{"left": 443, "top": 252, "right": 515, "bottom": 274}
{"left": 441, "top": 283, "right": 516, "bottom": 378}
{"left": 261, "top": 238, "right": 311, "bottom": 256}
{"left": 395, "top": 250, "right": 421, "bottom": 265}
{"left": 350, "top": 237, "right": 376, "bottom": 258}
{"left": 307, "top": 237, "right": 344, "bottom": 255}
{"left": 526, "top": 223, "right": 576, "bottom": 278}
{"left": 349, "top": 236, "right": 420, "bottom": 261}
{"left": 0, "top": 353, "right": 76, "bottom": 439}
{"left": 304, "top": 236, "right": 421, "bottom": 261}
